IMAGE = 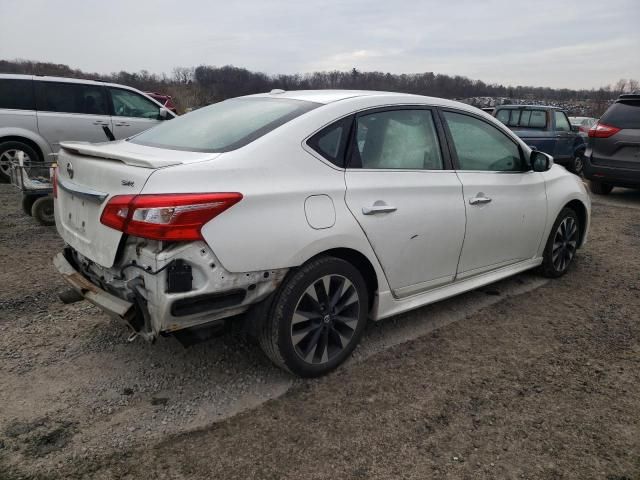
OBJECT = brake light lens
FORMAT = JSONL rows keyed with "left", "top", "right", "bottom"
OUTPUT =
{"left": 588, "top": 122, "right": 621, "bottom": 138}
{"left": 52, "top": 166, "right": 58, "bottom": 199}
{"left": 100, "top": 193, "right": 242, "bottom": 241}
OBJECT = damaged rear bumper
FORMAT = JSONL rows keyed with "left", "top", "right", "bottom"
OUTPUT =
{"left": 53, "top": 240, "right": 289, "bottom": 340}
{"left": 53, "top": 252, "right": 134, "bottom": 318}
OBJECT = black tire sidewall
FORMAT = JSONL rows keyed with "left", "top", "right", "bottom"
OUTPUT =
{"left": 0, "top": 141, "right": 41, "bottom": 181}
{"left": 541, "top": 207, "right": 580, "bottom": 278}
{"left": 272, "top": 257, "right": 369, "bottom": 377}
{"left": 21, "top": 195, "right": 37, "bottom": 216}
{"left": 589, "top": 180, "right": 613, "bottom": 195}
{"left": 571, "top": 152, "right": 584, "bottom": 176}
{"left": 31, "top": 196, "right": 55, "bottom": 226}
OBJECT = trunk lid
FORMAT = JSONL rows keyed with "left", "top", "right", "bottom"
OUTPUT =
{"left": 54, "top": 141, "right": 219, "bottom": 268}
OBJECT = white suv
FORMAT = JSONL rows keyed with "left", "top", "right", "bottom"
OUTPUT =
{"left": 53, "top": 90, "right": 590, "bottom": 377}
{"left": 0, "top": 74, "right": 175, "bottom": 181}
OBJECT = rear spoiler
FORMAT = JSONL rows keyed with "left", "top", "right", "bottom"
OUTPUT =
{"left": 59, "top": 142, "right": 183, "bottom": 168}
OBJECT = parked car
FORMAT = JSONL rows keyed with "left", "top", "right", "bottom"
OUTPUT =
{"left": 494, "top": 105, "right": 586, "bottom": 175}
{"left": 584, "top": 93, "right": 640, "bottom": 194}
{"left": 52, "top": 90, "right": 590, "bottom": 377}
{"left": 0, "top": 74, "right": 176, "bottom": 182}
{"left": 145, "top": 92, "right": 178, "bottom": 114}
{"left": 569, "top": 116, "right": 597, "bottom": 137}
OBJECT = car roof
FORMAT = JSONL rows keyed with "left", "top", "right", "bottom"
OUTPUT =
{"left": 245, "top": 89, "right": 482, "bottom": 111}
{"left": 495, "top": 104, "right": 562, "bottom": 110}
{"left": 617, "top": 93, "right": 640, "bottom": 102}
{"left": 0, "top": 73, "right": 139, "bottom": 91}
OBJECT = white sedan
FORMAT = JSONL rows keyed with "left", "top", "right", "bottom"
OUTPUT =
{"left": 53, "top": 90, "right": 590, "bottom": 377}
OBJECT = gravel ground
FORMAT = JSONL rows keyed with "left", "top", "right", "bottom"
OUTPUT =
{"left": 1, "top": 184, "right": 639, "bottom": 479}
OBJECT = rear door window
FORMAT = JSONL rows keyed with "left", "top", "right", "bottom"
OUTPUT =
{"left": 35, "top": 82, "right": 108, "bottom": 115}
{"left": 348, "top": 109, "right": 444, "bottom": 170}
{"left": 0, "top": 79, "right": 35, "bottom": 110}
{"left": 528, "top": 110, "right": 547, "bottom": 128}
{"left": 601, "top": 102, "right": 640, "bottom": 129}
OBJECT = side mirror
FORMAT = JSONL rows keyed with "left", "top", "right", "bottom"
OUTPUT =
{"left": 158, "top": 108, "right": 171, "bottom": 120}
{"left": 530, "top": 150, "right": 552, "bottom": 172}
{"left": 571, "top": 125, "right": 579, "bottom": 133}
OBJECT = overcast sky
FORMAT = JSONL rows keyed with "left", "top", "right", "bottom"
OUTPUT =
{"left": 1, "top": 0, "right": 638, "bottom": 89}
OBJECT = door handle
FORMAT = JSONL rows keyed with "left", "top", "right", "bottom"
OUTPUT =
{"left": 93, "top": 120, "right": 109, "bottom": 125}
{"left": 114, "top": 122, "right": 131, "bottom": 127}
{"left": 362, "top": 204, "right": 397, "bottom": 215}
{"left": 469, "top": 195, "right": 492, "bottom": 205}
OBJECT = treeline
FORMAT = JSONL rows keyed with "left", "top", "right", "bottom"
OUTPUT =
{"left": 1, "top": 59, "right": 635, "bottom": 114}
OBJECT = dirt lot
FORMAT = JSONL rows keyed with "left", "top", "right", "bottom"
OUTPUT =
{"left": 1, "top": 184, "right": 639, "bottom": 479}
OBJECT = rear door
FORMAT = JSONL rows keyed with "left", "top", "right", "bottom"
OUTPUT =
{"left": 107, "top": 87, "right": 164, "bottom": 139}
{"left": 35, "top": 81, "right": 113, "bottom": 149}
{"left": 343, "top": 107, "right": 466, "bottom": 297}
{"left": 440, "top": 109, "right": 547, "bottom": 278}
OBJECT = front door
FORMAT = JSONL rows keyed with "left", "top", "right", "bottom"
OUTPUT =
{"left": 344, "top": 107, "right": 466, "bottom": 297}
{"left": 440, "top": 110, "right": 547, "bottom": 278}
{"left": 107, "top": 87, "right": 163, "bottom": 139}
{"left": 35, "top": 81, "right": 113, "bottom": 150}
{"left": 552, "top": 110, "right": 575, "bottom": 161}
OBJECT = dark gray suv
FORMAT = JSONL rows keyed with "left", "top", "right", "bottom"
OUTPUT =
{"left": 584, "top": 93, "right": 640, "bottom": 194}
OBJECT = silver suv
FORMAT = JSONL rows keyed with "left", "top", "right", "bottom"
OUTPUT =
{"left": 0, "top": 74, "right": 175, "bottom": 181}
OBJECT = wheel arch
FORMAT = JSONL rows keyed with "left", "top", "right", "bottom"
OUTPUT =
{"left": 0, "top": 134, "right": 46, "bottom": 161}
{"left": 563, "top": 199, "right": 588, "bottom": 247}
{"left": 307, "top": 247, "right": 379, "bottom": 310}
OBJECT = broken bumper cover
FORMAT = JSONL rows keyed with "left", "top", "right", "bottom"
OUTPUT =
{"left": 53, "top": 252, "right": 134, "bottom": 319}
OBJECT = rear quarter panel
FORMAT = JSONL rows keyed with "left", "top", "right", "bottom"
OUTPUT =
{"left": 140, "top": 108, "right": 391, "bottom": 293}
{"left": 0, "top": 112, "right": 53, "bottom": 158}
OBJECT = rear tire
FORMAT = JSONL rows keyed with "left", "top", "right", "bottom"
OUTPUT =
{"left": 0, "top": 140, "right": 40, "bottom": 183}
{"left": 589, "top": 180, "right": 613, "bottom": 195}
{"left": 31, "top": 196, "right": 55, "bottom": 226}
{"left": 258, "top": 256, "right": 369, "bottom": 377}
{"left": 21, "top": 195, "right": 37, "bottom": 216}
{"left": 540, "top": 208, "right": 580, "bottom": 278}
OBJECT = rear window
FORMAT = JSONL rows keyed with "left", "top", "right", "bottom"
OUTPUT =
{"left": 601, "top": 101, "right": 640, "bottom": 129}
{"left": 496, "top": 108, "right": 547, "bottom": 128}
{"left": 0, "top": 79, "right": 35, "bottom": 110}
{"left": 130, "top": 97, "right": 320, "bottom": 152}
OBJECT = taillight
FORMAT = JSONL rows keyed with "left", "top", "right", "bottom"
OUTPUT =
{"left": 588, "top": 122, "right": 621, "bottom": 138}
{"left": 100, "top": 193, "right": 242, "bottom": 241}
{"left": 52, "top": 167, "right": 58, "bottom": 198}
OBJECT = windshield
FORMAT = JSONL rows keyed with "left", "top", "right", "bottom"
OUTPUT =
{"left": 130, "top": 97, "right": 320, "bottom": 152}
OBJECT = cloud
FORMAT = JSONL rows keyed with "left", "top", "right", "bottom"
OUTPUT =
{"left": 0, "top": 0, "right": 638, "bottom": 89}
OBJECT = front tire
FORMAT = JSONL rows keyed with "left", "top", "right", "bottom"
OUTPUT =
{"left": 569, "top": 151, "right": 584, "bottom": 176}
{"left": 540, "top": 208, "right": 580, "bottom": 278}
{"left": 589, "top": 180, "right": 613, "bottom": 195}
{"left": 259, "top": 257, "right": 369, "bottom": 377}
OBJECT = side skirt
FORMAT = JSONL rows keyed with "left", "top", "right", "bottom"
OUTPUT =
{"left": 373, "top": 257, "right": 543, "bottom": 321}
